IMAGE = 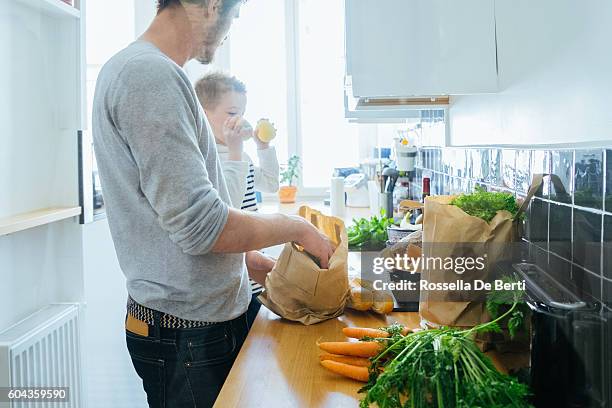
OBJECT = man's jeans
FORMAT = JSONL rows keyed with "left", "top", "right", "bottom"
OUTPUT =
{"left": 126, "top": 308, "right": 250, "bottom": 408}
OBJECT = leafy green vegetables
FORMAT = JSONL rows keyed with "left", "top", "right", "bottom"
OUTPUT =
{"left": 450, "top": 186, "right": 521, "bottom": 223}
{"left": 359, "top": 279, "right": 531, "bottom": 408}
{"left": 348, "top": 210, "right": 394, "bottom": 249}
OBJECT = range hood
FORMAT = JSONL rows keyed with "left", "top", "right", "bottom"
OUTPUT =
{"left": 344, "top": 76, "right": 449, "bottom": 122}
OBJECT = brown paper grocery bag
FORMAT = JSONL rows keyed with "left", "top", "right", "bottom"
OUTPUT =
{"left": 419, "top": 175, "right": 548, "bottom": 327}
{"left": 258, "top": 206, "right": 350, "bottom": 325}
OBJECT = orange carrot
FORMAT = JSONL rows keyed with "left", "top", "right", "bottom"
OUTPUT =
{"left": 317, "top": 341, "right": 382, "bottom": 357}
{"left": 342, "top": 327, "right": 390, "bottom": 339}
{"left": 318, "top": 353, "right": 371, "bottom": 367}
{"left": 320, "top": 360, "right": 370, "bottom": 382}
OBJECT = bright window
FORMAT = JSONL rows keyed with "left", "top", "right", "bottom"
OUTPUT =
{"left": 228, "top": 0, "right": 359, "bottom": 192}
{"left": 229, "top": 0, "right": 289, "bottom": 165}
{"left": 296, "top": 0, "right": 359, "bottom": 188}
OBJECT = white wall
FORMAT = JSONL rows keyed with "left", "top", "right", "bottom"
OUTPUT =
{"left": 81, "top": 220, "right": 147, "bottom": 408}
{"left": 0, "top": 221, "right": 84, "bottom": 330}
{"left": 449, "top": 0, "right": 612, "bottom": 146}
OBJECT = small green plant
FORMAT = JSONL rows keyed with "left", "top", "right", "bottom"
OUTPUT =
{"left": 280, "top": 155, "right": 300, "bottom": 186}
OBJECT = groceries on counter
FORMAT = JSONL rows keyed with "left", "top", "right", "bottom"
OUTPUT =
{"left": 346, "top": 278, "right": 394, "bottom": 315}
{"left": 317, "top": 324, "right": 412, "bottom": 383}
{"left": 255, "top": 118, "right": 276, "bottom": 142}
{"left": 420, "top": 178, "right": 541, "bottom": 328}
{"left": 318, "top": 283, "right": 531, "bottom": 407}
{"left": 258, "top": 206, "right": 349, "bottom": 325}
{"left": 347, "top": 211, "right": 393, "bottom": 251}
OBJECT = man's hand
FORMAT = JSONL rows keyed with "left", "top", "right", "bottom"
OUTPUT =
{"left": 223, "top": 117, "right": 251, "bottom": 161}
{"left": 291, "top": 216, "right": 336, "bottom": 269}
{"left": 245, "top": 251, "right": 275, "bottom": 285}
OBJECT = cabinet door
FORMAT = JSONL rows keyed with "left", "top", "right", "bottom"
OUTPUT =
{"left": 346, "top": 0, "right": 498, "bottom": 97}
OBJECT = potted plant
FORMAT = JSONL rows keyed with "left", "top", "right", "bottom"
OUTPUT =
{"left": 279, "top": 155, "right": 300, "bottom": 203}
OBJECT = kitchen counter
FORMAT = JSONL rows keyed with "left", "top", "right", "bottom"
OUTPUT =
{"left": 215, "top": 200, "right": 517, "bottom": 408}
{"left": 215, "top": 200, "right": 398, "bottom": 407}
{"left": 213, "top": 308, "right": 421, "bottom": 408}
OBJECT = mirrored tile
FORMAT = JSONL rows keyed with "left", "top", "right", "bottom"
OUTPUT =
{"left": 604, "top": 278, "right": 612, "bottom": 310}
{"left": 451, "top": 177, "right": 462, "bottom": 194}
{"left": 604, "top": 215, "right": 612, "bottom": 281}
{"left": 549, "top": 203, "right": 572, "bottom": 260}
{"left": 531, "top": 150, "right": 551, "bottom": 198}
{"left": 574, "top": 149, "right": 604, "bottom": 210}
{"left": 606, "top": 150, "right": 612, "bottom": 212}
{"left": 571, "top": 265, "right": 602, "bottom": 303}
{"left": 442, "top": 149, "right": 454, "bottom": 175}
{"left": 526, "top": 198, "right": 548, "bottom": 248}
{"left": 516, "top": 150, "right": 532, "bottom": 194}
{"left": 453, "top": 149, "right": 467, "bottom": 178}
{"left": 431, "top": 148, "right": 442, "bottom": 173}
{"left": 470, "top": 149, "right": 489, "bottom": 182}
{"left": 488, "top": 149, "right": 502, "bottom": 185}
{"left": 502, "top": 149, "right": 516, "bottom": 190}
{"left": 548, "top": 252, "right": 572, "bottom": 287}
{"left": 550, "top": 150, "right": 574, "bottom": 204}
{"left": 443, "top": 174, "right": 452, "bottom": 193}
{"left": 464, "top": 180, "right": 473, "bottom": 194}
{"left": 573, "top": 209, "right": 603, "bottom": 275}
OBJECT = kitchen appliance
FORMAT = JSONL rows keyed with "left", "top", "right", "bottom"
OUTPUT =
{"left": 344, "top": 173, "right": 370, "bottom": 207}
{"left": 394, "top": 139, "right": 417, "bottom": 172}
{"left": 502, "top": 262, "right": 609, "bottom": 408}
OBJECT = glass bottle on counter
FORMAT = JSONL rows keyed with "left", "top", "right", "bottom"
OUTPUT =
{"left": 422, "top": 176, "right": 431, "bottom": 202}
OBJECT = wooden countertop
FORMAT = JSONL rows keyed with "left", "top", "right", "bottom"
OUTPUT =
{"left": 215, "top": 201, "right": 407, "bottom": 407}
{"left": 214, "top": 308, "right": 420, "bottom": 408}
{"left": 215, "top": 200, "right": 519, "bottom": 408}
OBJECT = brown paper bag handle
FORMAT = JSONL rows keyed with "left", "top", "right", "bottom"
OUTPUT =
{"left": 516, "top": 173, "right": 567, "bottom": 217}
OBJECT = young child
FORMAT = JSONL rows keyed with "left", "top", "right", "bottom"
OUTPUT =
{"left": 195, "top": 72, "right": 279, "bottom": 211}
{"left": 195, "top": 72, "right": 279, "bottom": 324}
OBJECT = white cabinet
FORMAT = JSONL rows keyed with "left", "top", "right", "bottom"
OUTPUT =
{"left": 345, "top": 0, "right": 498, "bottom": 98}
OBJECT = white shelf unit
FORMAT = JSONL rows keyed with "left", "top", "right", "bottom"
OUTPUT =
{"left": 0, "top": 207, "right": 82, "bottom": 237}
{"left": 13, "top": 0, "right": 80, "bottom": 19}
{"left": 0, "top": 0, "right": 87, "bottom": 341}
{"left": 1, "top": 0, "right": 85, "bottom": 221}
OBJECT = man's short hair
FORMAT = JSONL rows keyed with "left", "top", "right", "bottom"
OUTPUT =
{"left": 157, "top": 0, "right": 243, "bottom": 14}
{"left": 194, "top": 72, "right": 247, "bottom": 110}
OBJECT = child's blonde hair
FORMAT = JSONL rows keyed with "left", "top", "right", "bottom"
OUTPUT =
{"left": 194, "top": 72, "right": 247, "bottom": 110}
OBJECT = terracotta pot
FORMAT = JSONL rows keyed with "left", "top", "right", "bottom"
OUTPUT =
{"left": 279, "top": 186, "right": 298, "bottom": 203}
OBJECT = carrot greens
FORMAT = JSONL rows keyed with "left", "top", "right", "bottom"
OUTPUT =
{"left": 359, "top": 280, "right": 532, "bottom": 408}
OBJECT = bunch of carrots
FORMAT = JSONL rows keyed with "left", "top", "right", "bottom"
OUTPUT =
{"left": 317, "top": 325, "right": 409, "bottom": 382}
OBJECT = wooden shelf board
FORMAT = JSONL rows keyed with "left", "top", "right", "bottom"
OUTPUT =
{"left": 14, "top": 0, "right": 80, "bottom": 19}
{"left": 0, "top": 207, "right": 82, "bottom": 236}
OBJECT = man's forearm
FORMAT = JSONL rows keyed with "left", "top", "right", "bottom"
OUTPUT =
{"left": 212, "top": 208, "right": 303, "bottom": 253}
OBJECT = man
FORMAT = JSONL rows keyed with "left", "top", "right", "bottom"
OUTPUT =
{"left": 91, "top": 1, "right": 334, "bottom": 407}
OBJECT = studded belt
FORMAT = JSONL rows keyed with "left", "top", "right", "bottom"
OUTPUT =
{"left": 127, "top": 296, "right": 217, "bottom": 329}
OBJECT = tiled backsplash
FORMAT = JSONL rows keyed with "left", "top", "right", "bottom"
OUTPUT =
{"left": 414, "top": 147, "right": 612, "bottom": 311}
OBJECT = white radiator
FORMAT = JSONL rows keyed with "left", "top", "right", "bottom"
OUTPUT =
{"left": 0, "top": 304, "right": 83, "bottom": 408}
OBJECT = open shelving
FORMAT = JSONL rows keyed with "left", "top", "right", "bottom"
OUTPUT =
{"left": 14, "top": 0, "right": 80, "bottom": 19}
{"left": 0, "top": 207, "right": 82, "bottom": 237}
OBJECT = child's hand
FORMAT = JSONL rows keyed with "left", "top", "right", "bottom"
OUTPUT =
{"left": 223, "top": 117, "right": 251, "bottom": 160}
{"left": 253, "top": 128, "right": 270, "bottom": 150}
